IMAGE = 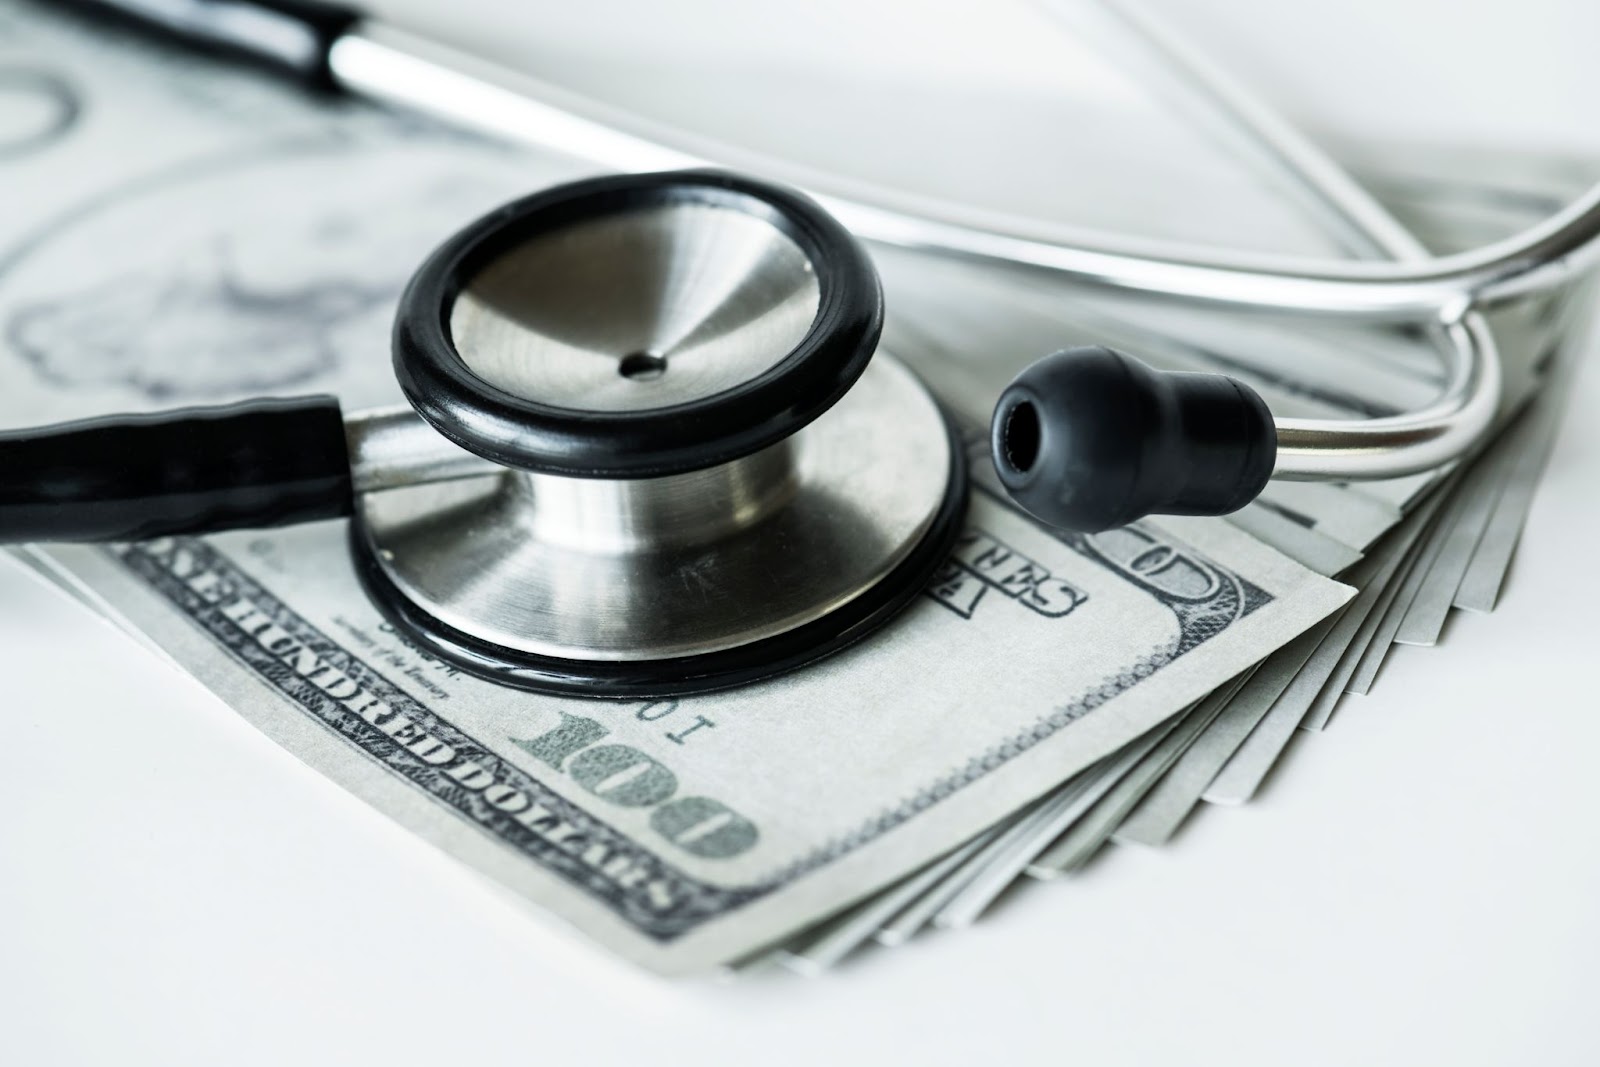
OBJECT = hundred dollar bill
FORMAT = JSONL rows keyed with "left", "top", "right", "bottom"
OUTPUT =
{"left": 0, "top": 6, "right": 1350, "bottom": 971}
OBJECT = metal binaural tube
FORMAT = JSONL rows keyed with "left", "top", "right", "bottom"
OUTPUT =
{"left": 73, "top": 1, "right": 1600, "bottom": 323}
{"left": 1086, "top": 0, "right": 1505, "bottom": 484}
{"left": 74, "top": 1, "right": 1559, "bottom": 490}
{"left": 328, "top": 16, "right": 1533, "bottom": 486}
{"left": 1270, "top": 313, "right": 1501, "bottom": 480}
{"left": 328, "top": 22, "right": 1600, "bottom": 323}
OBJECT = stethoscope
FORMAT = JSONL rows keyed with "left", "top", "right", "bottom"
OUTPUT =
{"left": 8, "top": 0, "right": 1599, "bottom": 696}
{"left": 2, "top": 170, "right": 970, "bottom": 697}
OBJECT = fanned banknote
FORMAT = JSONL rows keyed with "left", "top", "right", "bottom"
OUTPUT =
{"left": 0, "top": 4, "right": 1354, "bottom": 972}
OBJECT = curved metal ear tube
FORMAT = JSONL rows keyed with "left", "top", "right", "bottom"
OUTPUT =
{"left": 990, "top": 347, "right": 1277, "bottom": 533}
{"left": 78, "top": 0, "right": 1558, "bottom": 534}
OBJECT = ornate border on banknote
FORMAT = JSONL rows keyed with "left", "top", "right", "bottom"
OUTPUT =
{"left": 108, "top": 497, "right": 1269, "bottom": 942}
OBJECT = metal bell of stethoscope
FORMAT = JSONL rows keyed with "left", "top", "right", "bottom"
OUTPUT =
{"left": 0, "top": 171, "right": 968, "bottom": 697}
{"left": 17, "top": 0, "right": 1600, "bottom": 696}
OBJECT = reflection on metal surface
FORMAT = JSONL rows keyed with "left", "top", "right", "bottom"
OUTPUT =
{"left": 514, "top": 440, "right": 800, "bottom": 554}
{"left": 450, "top": 201, "right": 820, "bottom": 412}
{"left": 354, "top": 354, "right": 951, "bottom": 661}
{"left": 344, "top": 405, "right": 496, "bottom": 493}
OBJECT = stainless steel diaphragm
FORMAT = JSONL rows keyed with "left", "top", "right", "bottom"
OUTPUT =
{"left": 349, "top": 170, "right": 968, "bottom": 697}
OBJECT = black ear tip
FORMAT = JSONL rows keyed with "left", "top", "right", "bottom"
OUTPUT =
{"left": 989, "top": 347, "right": 1277, "bottom": 533}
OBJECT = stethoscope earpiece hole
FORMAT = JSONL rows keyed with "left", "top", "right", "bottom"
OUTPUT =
{"left": 997, "top": 399, "right": 1041, "bottom": 476}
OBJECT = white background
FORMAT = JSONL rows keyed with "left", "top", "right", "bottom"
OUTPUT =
{"left": 5, "top": 2, "right": 1600, "bottom": 1065}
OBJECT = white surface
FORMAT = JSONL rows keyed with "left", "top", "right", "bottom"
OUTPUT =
{"left": 6, "top": 2, "right": 1600, "bottom": 1064}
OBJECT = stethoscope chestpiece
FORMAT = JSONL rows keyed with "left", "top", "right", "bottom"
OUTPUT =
{"left": 351, "top": 170, "right": 968, "bottom": 698}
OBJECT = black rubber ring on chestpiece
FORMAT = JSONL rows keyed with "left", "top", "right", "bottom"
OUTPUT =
{"left": 391, "top": 169, "right": 884, "bottom": 480}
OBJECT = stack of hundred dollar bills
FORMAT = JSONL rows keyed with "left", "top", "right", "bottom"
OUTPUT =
{"left": 0, "top": 4, "right": 1588, "bottom": 976}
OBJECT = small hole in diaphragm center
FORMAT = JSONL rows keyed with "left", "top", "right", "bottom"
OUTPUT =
{"left": 1002, "top": 401, "right": 1041, "bottom": 473}
{"left": 619, "top": 351, "right": 668, "bottom": 381}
